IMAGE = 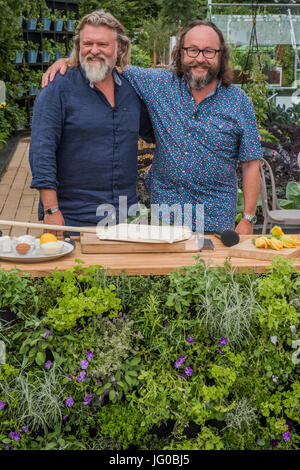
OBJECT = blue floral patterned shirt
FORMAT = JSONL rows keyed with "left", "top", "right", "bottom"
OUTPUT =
{"left": 123, "top": 67, "right": 262, "bottom": 232}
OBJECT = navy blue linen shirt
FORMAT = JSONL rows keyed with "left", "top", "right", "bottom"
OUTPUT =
{"left": 29, "top": 67, "right": 153, "bottom": 224}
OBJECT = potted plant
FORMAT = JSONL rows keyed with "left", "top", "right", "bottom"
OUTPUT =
{"left": 14, "top": 40, "right": 26, "bottom": 64}
{"left": 66, "top": 11, "right": 76, "bottom": 32}
{"left": 53, "top": 9, "right": 66, "bottom": 32}
{"left": 40, "top": 3, "right": 52, "bottom": 32}
{"left": 41, "top": 38, "right": 55, "bottom": 63}
{"left": 28, "top": 70, "right": 43, "bottom": 96}
{"left": 27, "top": 41, "right": 39, "bottom": 64}
{"left": 55, "top": 41, "right": 66, "bottom": 61}
{"left": 25, "top": 2, "right": 40, "bottom": 31}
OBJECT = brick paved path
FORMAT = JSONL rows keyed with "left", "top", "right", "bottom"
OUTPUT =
{"left": 0, "top": 137, "right": 42, "bottom": 238}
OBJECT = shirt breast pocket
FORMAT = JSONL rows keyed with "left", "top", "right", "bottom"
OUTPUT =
{"left": 207, "top": 119, "right": 239, "bottom": 154}
{"left": 121, "top": 108, "right": 140, "bottom": 134}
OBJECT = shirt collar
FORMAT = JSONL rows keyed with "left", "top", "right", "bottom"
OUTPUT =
{"left": 79, "top": 66, "right": 122, "bottom": 88}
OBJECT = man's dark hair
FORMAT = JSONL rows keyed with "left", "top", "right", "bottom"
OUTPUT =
{"left": 171, "top": 19, "right": 233, "bottom": 86}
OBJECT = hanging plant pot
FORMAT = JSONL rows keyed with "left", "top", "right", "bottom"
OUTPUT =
{"left": 66, "top": 20, "right": 74, "bottom": 32}
{"left": 54, "top": 19, "right": 64, "bottom": 31}
{"left": 42, "top": 50, "right": 51, "bottom": 63}
{"left": 27, "top": 18, "right": 38, "bottom": 30}
{"left": 0, "top": 307, "right": 17, "bottom": 326}
{"left": 28, "top": 50, "right": 38, "bottom": 64}
{"left": 29, "top": 83, "right": 38, "bottom": 96}
{"left": 41, "top": 18, "right": 51, "bottom": 31}
{"left": 55, "top": 51, "right": 63, "bottom": 60}
{"left": 14, "top": 51, "right": 24, "bottom": 64}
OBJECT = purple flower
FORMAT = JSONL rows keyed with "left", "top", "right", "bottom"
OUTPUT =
{"left": 22, "top": 426, "right": 29, "bottom": 433}
{"left": 76, "top": 370, "right": 86, "bottom": 382}
{"left": 97, "top": 380, "right": 102, "bottom": 385}
{"left": 4, "top": 444, "right": 9, "bottom": 450}
{"left": 179, "top": 354, "right": 185, "bottom": 363}
{"left": 67, "top": 374, "right": 73, "bottom": 382}
{"left": 98, "top": 397, "right": 103, "bottom": 403}
{"left": 80, "top": 360, "right": 89, "bottom": 370}
{"left": 83, "top": 394, "right": 93, "bottom": 405}
{"left": 185, "top": 366, "right": 193, "bottom": 377}
{"left": 175, "top": 360, "right": 182, "bottom": 369}
{"left": 9, "top": 432, "right": 20, "bottom": 441}
{"left": 63, "top": 415, "right": 67, "bottom": 421}
{"left": 0, "top": 401, "right": 6, "bottom": 410}
{"left": 45, "top": 361, "right": 52, "bottom": 370}
{"left": 74, "top": 368, "right": 77, "bottom": 372}
{"left": 44, "top": 329, "right": 50, "bottom": 339}
{"left": 220, "top": 337, "right": 227, "bottom": 346}
{"left": 86, "top": 350, "right": 94, "bottom": 360}
{"left": 217, "top": 349, "right": 223, "bottom": 354}
{"left": 283, "top": 431, "right": 290, "bottom": 442}
{"left": 65, "top": 397, "right": 74, "bottom": 408}
{"left": 115, "top": 392, "right": 119, "bottom": 398}
{"left": 205, "top": 402, "right": 210, "bottom": 407}
{"left": 186, "top": 336, "right": 195, "bottom": 343}
{"left": 110, "top": 375, "right": 116, "bottom": 382}
{"left": 178, "top": 373, "right": 185, "bottom": 379}
{"left": 104, "top": 389, "right": 109, "bottom": 395}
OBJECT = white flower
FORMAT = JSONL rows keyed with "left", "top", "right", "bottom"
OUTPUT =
{"left": 290, "top": 325, "right": 296, "bottom": 334}
{"left": 270, "top": 336, "right": 277, "bottom": 345}
{"left": 272, "top": 375, "right": 278, "bottom": 383}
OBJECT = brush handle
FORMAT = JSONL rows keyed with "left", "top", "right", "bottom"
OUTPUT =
{"left": 0, "top": 219, "right": 96, "bottom": 234}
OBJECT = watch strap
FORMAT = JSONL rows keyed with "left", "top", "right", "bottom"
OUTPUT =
{"left": 242, "top": 213, "right": 257, "bottom": 224}
{"left": 44, "top": 207, "right": 59, "bottom": 215}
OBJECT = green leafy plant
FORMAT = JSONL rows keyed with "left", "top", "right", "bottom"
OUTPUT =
{"left": 278, "top": 181, "right": 300, "bottom": 209}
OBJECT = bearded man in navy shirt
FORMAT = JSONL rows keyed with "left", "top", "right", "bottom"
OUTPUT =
{"left": 29, "top": 10, "right": 153, "bottom": 234}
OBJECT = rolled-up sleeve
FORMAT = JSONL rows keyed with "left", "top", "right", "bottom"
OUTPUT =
{"left": 29, "top": 79, "right": 65, "bottom": 190}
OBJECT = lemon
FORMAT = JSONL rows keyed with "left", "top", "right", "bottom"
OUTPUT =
{"left": 40, "top": 233, "right": 58, "bottom": 244}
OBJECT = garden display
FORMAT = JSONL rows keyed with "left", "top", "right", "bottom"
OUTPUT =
{"left": 0, "top": 256, "right": 299, "bottom": 450}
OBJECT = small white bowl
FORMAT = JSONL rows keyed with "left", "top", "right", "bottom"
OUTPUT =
{"left": 40, "top": 241, "right": 64, "bottom": 255}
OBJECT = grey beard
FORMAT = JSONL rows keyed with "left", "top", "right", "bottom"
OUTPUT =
{"left": 80, "top": 55, "right": 112, "bottom": 83}
{"left": 183, "top": 66, "right": 219, "bottom": 90}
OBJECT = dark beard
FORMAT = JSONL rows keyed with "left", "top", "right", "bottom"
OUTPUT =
{"left": 183, "top": 64, "right": 220, "bottom": 90}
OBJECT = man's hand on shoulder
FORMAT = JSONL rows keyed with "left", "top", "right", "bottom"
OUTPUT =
{"left": 235, "top": 218, "right": 253, "bottom": 235}
{"left": 42, "top": 58, "right": 70, "bottom": 88}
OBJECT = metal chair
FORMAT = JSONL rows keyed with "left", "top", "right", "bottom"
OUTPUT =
{"left": 259, "top": 157, "right": 300, "bottom": 234}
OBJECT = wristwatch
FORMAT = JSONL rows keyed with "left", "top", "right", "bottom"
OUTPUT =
{"left": 44, "top": 207, "right": 59, "bottom": 215}
{"left": 242, "top": 213, "right": 257, "bottom": 225}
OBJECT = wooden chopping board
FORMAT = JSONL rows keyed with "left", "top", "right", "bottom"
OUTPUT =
{"left": 80, "top": 233, "right": 200, "bottom": 254}
{"left": 228, "top": 237, "right": 300, "bottom": 261}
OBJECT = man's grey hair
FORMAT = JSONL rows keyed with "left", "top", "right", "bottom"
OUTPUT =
{"left": 69, "top": 10, "right": 131, "bottom": 69}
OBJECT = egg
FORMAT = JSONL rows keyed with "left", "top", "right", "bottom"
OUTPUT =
{"left": 16, "top": 243, "right": 31, "bottom": 255}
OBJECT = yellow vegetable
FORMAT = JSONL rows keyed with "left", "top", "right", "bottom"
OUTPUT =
{"left": 280, "top": 235, "right": 300, "bottom": 248}
{"left": 268, "top": 238, "right": 284, "bottom": 250}
{"left": 255, "top": 237, "right": 269, "bottom": 248}
{"left": 271, "top": 226, "right": 284, "bottom": 237}
{"left": 40, "top": 233, "right": 58, "bottom": 244}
